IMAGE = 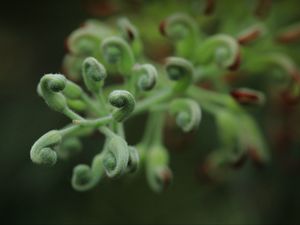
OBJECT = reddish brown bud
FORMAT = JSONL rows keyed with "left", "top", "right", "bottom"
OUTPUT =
{"left": 276, "top": 27, "right": 300, "bottom": 44}
{"left": 159, "top": 20, "right": 167, "bottom": 36}
{"left": 255, "top": 0, "right": 272, "bottom": 19}
{"left": 230, "top": 88, "right": 265, "bottom": 105}
{"left": 204, "top": 0, "right": 215, "bottom": 15}
{"left": 238, "top": 29, "right": 261, "bottom": 45}
{"left": 248, "top": 147, "right": 265, "bottom": 168}
{"left": 157, "top": 168, "right": 172, "bottom": 191}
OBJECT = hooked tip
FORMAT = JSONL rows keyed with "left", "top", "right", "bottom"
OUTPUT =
{"left": 159, "top": 169, "right": 172, "bottom": 191}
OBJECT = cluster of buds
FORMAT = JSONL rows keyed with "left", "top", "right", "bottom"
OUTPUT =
{"left": 31, "top": 0, "right": 300, "bottom": 192}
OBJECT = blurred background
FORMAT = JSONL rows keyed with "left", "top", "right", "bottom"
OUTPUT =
{"left": 1, "top": 0, "right": 300, "bottom": 224}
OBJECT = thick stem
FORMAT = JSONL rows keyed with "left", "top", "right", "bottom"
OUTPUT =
{"left": 99, "top": 126, "right": 115, "bottom": 139}
{"left": 73, "top": 115, "right": 113, "bottom": 127}
{"left": 141, "top": 111, "right": 165, "bottom": 148}
{"left": 59, "top": 124, "right": 82, "bottom": 136}
{"left": 63, "top": 108, "right": 83, "bottom": 120}
{"left": 151, "top": 112, "right": 166, "bottom": 146}
{"left": 133, "top": 89, "right": 173, "bottom": 115}
{"left": 187, "top": 86, "right": 241, "bottom": 112}
{"left": 95, "top": 90, "right": 109, "bottom": 115}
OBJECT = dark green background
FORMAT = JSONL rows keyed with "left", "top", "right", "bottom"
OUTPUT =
{"left": 1, "top": 1, "right": 300, "bottom": 224}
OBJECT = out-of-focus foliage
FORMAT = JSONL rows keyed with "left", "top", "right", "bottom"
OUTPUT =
{"left": 1, "top": 0, "right": 300, "bottom": 224}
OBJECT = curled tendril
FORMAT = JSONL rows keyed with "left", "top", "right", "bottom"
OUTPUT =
{"left": 133, "top": 64, "right": 158, "bottom": 91}
{"left": 196, "top": 34, "right": 240, "bottom": 70}
{"left": 165, "top": 57, "right": 194, "bottom": 92}
{"left": 160, "top": 13, "right": 198, "bottom": 58}
{"left": 102, "top": 135, "right": 129, "bottom": 178}
{"left": 160, "top": 13, "right": 197, "bottom": 42}
{"left": 260, "top": 53, "right": 300, "bottom": 83}
{"left": 66, "top": 24, "right": 110, "bottom": 56}
{"left": 245, "top": 53, "right": 300, "bottom": 104}
{"left": 118, "top": 18, "right": 143, "bottom": 59}
{"left": 146, "top": 146, "right": 172, "bottom": 192}
{"left": 39, "top": 74, "right": 67, "bottom": 113}
{"left": 71, "top": 154, "right": 104, "bottom": 191}
{"left": 101, "top": 36, "right": 135, "bottom": 75}
{"left": 126, "top": 146, "right": 140, "bottom": 173}
{"left": 169, "top": 98, "right": 201, "bottom": 132}
{"left": 30, "top": 130, "right": 62, "bottom": 166}
{"left": 108, "top": 90, "right": 135, "bottom": 122}
{"left": 82, "top": 57, "right": 107, "bottom": 93}
{"left": 230, "top": 88, "right": 266, "bottom": 105}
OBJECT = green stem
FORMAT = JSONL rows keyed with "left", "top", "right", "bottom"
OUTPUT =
{"left": 127, "top": 76, "right": 137, "bottom": 96}
{"left": 73, "top": 115, "right": 113, "bottom": 127}
{"left": 133, "top": 89, "right": 173, "bottom": 115}
{"left": 187, "top": 85, "right": 240, "bottom": 111}
{"left": 59, "top": 124, "right": 81, "bottom": 136}
{"left": 95, "top": 90, "right": 109, "bottom": 115}
{"left": 63, "top": 108, "right": 83, "bottom": 120}
{"left": 99, "top": 126, "right": 115, "bottom": 138}
{"left": 151, "top": 112, "right": 165, "bottom": 146}
{"left": 116, "top": 123, "right": 125, "bottom": 139}
{"left": 141, "top": 113, "right": 158, "bottom": 147}
{"left": 141, "top": 111, "right": 165, "bottom": 147}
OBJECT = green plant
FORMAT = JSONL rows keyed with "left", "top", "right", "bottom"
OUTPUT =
{"left": 30, "top": 0, "right": 300, "bottom": 193}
